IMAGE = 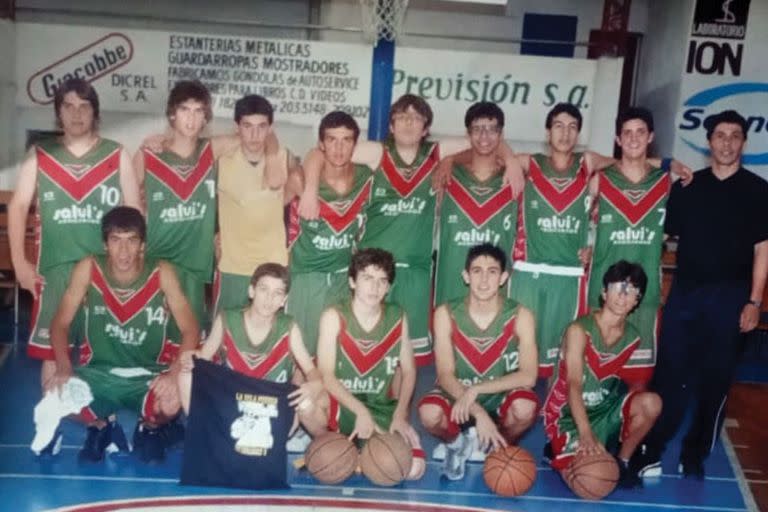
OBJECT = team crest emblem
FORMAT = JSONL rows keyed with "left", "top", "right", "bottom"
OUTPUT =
{"left": 66, "top": 163, "right": 92, "bottom": 177}
{"left": 401, "top": 166, "right": 417, "bottom": 180}
{"left": 623, "top": 189, "right": 646, "bottom": 202}
{"left": 176, "top": 164, "right": 194, "bottom": 177}
{"left": 230, "top": 396, "right": 279, "bottom": 456}
{"left": 356, "top": 338, "right": 378, "bottom": 352}
{"left": 469, "top": 185, "right": 494, "bottom": 197}
{"left": 472, "top": 336, "right": 495, "bottom": 351}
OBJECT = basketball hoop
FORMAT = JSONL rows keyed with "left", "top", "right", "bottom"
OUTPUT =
{"left": 360, "top": 0, "right": 409, "bottom": 45}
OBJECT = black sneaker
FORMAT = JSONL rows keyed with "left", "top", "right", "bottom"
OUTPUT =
{"left": 629, "top": 443, "right": 662, "bottom": 478}
{"left": 158, "top": 419, "right": 185, "bottom": 450}
{"left": 542, "top": 442, "right": 554, "bottom": 465}
{"left": 133, "top": 422, "right": 166, "bottom": 464}
{"left": 616, "top": 456, "right": 643, "bottom": 489}
{"left": 79, "top": 425, "right": 112, "bottom": 462}
{"left": 107, "top": 422, "right": 131, "bottom": 454}
{"left": 678, "top": 457, "right": 705, "bottom": 480}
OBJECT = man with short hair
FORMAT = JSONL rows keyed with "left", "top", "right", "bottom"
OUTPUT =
{"left": 45, "top": 206, "right": 199, "bottom": 463}
{"left": 641, "top": 110, "right": 768, "bottom": 480}
{"left": 434, "top": 102, "right": 516, "bottom": 306}
{"left": 215, "top": 95, "right": 302, "bottom": 313}
{"left": 543, "top": 260, "right": 662, "bottom": 489}
{"left": 316, "top": 248, "right": 425, "bottom": 481}
{"left": 9, "top": 78, "right": 140, "bottom": 392}
{"left": 419, "top": 243, "right": 538, "bottom": 481}
{"left": 285, "top": 111, "right": 373, "bottom": 356}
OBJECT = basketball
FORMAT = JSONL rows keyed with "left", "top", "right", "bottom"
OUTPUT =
{"left": 305, "top": 432, "right": 359, "bottom": 484}
{"left": 359, "top": 432, "right": 413, "bottom": 486}
{"left": 565, "top": 452, "right": 619, "bottom": 500}
{"left": 482, "top": 445, "right": 537, "bottom": 496}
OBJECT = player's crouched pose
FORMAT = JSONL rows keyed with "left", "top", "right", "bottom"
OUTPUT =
{"left": 178, "top": 263, "right": 328, "bottom": 439}
{"left": 317, "top": 248, "right": 426, "bottom": 480}
{"left": 418, "top": 243, "right": 539, "bottom": 480}
{"left": 45, "top": 207, "right": 199, "bottom": 463}
{"left": 542, "top": 260, "right": 662, "bottom": 488}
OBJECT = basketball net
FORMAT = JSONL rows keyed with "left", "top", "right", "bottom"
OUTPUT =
{"left": 360, "top": 0, "right": 409, "bottom": 45}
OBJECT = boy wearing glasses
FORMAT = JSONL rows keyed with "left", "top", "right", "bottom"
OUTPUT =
{"left": 542, "top": 260, "right": 662, "bottom": 489}
{"left": 434, "top": 102, "right": 517, "bottom": 307}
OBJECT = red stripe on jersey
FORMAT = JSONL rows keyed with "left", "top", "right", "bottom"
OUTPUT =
{"left": 339, "top": 317, "right": 402, "bottom": 376}
{"left": 512, "top": 194, "right": 527, "bottom": 261}
{"left": 319, "top": 179, "right": 372, "bottom": 234}
{"left": 380, "top": 144, "right": 439, "bottom": 198}
{"left": 37, "top": 146, "right": 120, "bottom": 202}
{"left": 584, "top": 333, "right": 640, "bottom": 381}
{"left": 221, "top": 329, "right": 291, "bottom": 378}
{"left": 598, "top": 173, "right": 670, "bottom": 226}
{"left": 287, "top": 198, "right": 302, "bottom": 248}
{"left": 446, "top": 179, "right": 513, "bottom": 227}
{"left": 143, "top": 142, "right": 214, "bottom": 201}
{"left": 90, "top": 263, "right": 162, "bottom": 324}
{"left": 528, "top": 157, "right": 588, "bottom": 213}
{"left": 451, "top": 315, "right": 516, "bottom": 376}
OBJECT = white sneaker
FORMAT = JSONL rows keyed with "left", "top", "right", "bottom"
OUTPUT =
{"left": 466, "top": 427, "right": 489, "bottom": 462}
{"left": 432, "top": 442, "right": 447, "bottom": 460}
{"left": 441, "top": 432, "right": 472, "bottom": 480}
{"left": 286, "top": 428, "right": 312, "bottom": 453}
{"left": 31, "top": 378, "right": 93, "bottom": 455}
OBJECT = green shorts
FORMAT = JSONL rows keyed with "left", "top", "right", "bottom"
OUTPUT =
{"left": 75, "top": 365, "right": 163, "bottom": 422}
{"left": 27, "top": 262, "right": 84, "bottom": 360}
{"left": 166, "top": 266, "right": 208, "bottom": 346}
{"left": 546, "top": 390, "right": 638, "bottom": 470}
{"left": 213, "top": 271, "right": 251, "bottom": 316}
{"left": 509, "top": 266, "right": 587, "bottom": 377}
{"left": 623, "top": 303, "right": 660, "bottom": 386}
{"left": 285, "top": 271, "right": 349, "bottom": 356}
{"left": 388, "top": 263, "right": 432, "bottom": 365}
{"left": 328, "top": 394, "right": 397, "bottom": 435}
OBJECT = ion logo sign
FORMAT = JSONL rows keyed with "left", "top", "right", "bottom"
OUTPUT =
{"left": 26, "top": 32, "right": 133, "bottom": 105}
{"left": 678, "top": 82, "right": 768, "bottom": 165}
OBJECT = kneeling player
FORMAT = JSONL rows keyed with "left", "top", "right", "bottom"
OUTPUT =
{"left": 45, "top": 207, "right": 200, "bottom": 463}
{"left": 178, "top": 263, "right": 327, "bottom": 438}
{"left": 418, "top": 243, "right": 538, "bottom": 480}
{"left": 542, "top": 260, "right": 662, "bottom": 488}
{"left": 317, "top": 248, "right": 425, "bottom": 480}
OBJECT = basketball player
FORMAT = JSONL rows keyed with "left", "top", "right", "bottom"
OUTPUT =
{"left": 215, "top": 95, "right": 302, "bottom": 313}
{"left": 587, "top": 107, "right": 671, "bottom": 387}
{"left": 434, "top": 102, "right": 517, "bottom": 307}
{"left": 316, "top": 248, "right": 425, "bottom": 480}
{"left": 285, "top": 111, "right": 373, "bottom": 357}
{"left": 9, "top": 78, "right": 141, "bottom": 400}
{"left": 178, "top": 263, "right": 327, "bottom": 437}
{"left": 134, "top": 80, "right": 221, "bottom": 350}
{"left": 45, "top": 207, "right": 199, "bottom": 463}
{"left": 542, "top": 260, "right": 661, "bottom": 489}
{"left": 418, "top": 243, "right": 538, "bottom": 480}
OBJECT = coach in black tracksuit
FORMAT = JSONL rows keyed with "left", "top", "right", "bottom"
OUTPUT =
{"left": 638, "top": 110, "right": 768, "bottom": 480}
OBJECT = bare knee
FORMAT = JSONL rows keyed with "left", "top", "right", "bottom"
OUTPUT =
{"left": 639, "top": 392, "right": 662, "bottom": 419}
{"left": 418, "top": 403, "right": 446, "bottom": 431}
{"left": 504, "top": 398, "right": 538, "bottom": 427}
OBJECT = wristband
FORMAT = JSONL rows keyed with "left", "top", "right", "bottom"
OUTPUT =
{"left": 748, "top": 300, "right": 762, "bottom": 309}
{"left": 661, "top": 157, "right": 673, "bottom": 172}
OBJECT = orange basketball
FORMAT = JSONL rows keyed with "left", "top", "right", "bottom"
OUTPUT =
{"left": 359, "top": 432, "right": 413, "bottom": 486}
{"left": 482, "top": 445, "right": 537, "bottom": 496}
{"left": 566, "top": 452, "right": 619, "bottom": 500}
{"left": 305, "top": 432, "right": 358, "bottom": 484}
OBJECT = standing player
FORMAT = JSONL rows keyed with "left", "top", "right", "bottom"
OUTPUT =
{"left": 9, "top": 78, "right": 140, "bottom": 393}
{"left": 434, "top": 102, "right": 516, "bottom": 306}
{"left": 543, "top": 260, "right": 661, "bottom": 489}
{"left": 45, "top": 207, "right": 199, "bottom": 463}
{"left": 135, "top": 81, "right": 219, "bottom": 352}
{"left": 215, "top": 95, "right": 302, "bottom": 312}
{"left": 316, "top": 248, "right": 425, "bottom": 480}
{"left": 178, "top": 263, "right": 327, "bottom": 437}
{"left": 418, "top": 243, "right": 538, "bottom": 480}
{"left": 286, "top": 111, "right": 372, "bottom": 357}
{"left": 587, "top": 107, "right": 670, "bottom": 387}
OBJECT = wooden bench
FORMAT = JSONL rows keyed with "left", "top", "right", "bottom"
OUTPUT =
{"left": 0, "top": 190, "right": 37, "bottom": 325}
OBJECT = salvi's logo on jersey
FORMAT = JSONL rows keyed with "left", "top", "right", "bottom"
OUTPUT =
{"left": 230, "top": 393, "right": 279, "bottom": 456}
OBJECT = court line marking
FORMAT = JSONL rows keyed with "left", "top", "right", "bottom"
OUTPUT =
{"left": 0, "top": 473, "right": 749, "bottom": 511}
{"left": 722, "top": 429, "right": 760, "bottom": 512}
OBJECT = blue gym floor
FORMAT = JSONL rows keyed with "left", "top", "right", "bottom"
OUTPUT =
{"left": 0, "top": 309, "right": 756, "bottom": 512}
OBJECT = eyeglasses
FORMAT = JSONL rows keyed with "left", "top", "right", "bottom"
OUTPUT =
{"left": 469, "top": 124, "right": 501, "bottom": 136}
{"left": 606, "top": 281, "right": 642, "bottom": 297}
{"left": 392, "top": 113, "right": 426, "bottom": 124}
